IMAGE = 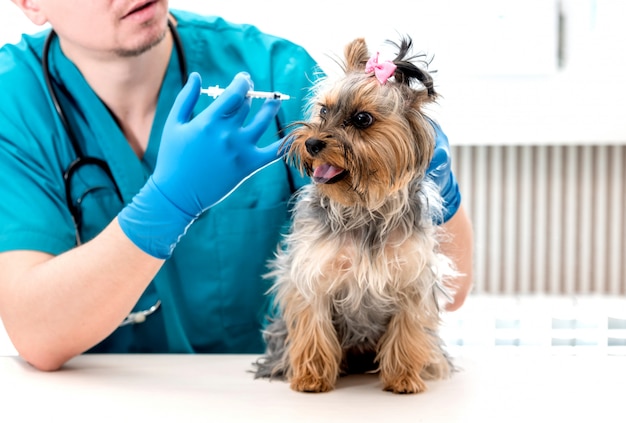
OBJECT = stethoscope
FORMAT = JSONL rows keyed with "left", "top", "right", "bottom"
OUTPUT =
{"left": 42, "top": 18, "right": 188, "bottom": 246}
{"left": 41, "top": 19, "right": 187, "bottom": 327}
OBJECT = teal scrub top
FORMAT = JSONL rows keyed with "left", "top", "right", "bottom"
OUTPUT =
{"left": 0, "top": 10, "right": 318, "bottom": 353}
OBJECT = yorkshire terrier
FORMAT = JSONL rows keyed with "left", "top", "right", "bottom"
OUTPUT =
{"left": 254, "top": 36, "right": 457, "bottom": 394}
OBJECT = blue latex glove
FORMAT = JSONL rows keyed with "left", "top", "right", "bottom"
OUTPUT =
{"left": 426, "top": 119, "right": 461, "bottom": 224}
{"left": 118, "top": 72, "right": 283, "bottom": 259}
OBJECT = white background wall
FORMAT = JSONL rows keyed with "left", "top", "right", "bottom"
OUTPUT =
{"left": 2, "top": 0, "right": 626, "bottom": 146}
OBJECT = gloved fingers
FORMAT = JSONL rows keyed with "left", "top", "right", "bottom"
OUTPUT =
{"left": 252, "top": 139, "right": 284, "bottom": 168}
{"left": 209, "top": 72, "right": 253, "bottom": 119}
{"left": 171, "top": 72, "right": 202, "bottom": 124}
{"left": 240, "top": 98, "right": 281, "bottom": 144}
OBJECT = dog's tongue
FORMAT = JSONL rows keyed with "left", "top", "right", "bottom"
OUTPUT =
{"left": 313, "top": 164, "right": 343, "bottom": 183}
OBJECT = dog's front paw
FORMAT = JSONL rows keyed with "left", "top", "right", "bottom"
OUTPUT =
{"left": 382, "top": 373, "right": 427, "bottom": 394}
{"left": 290, "top": 373, "right": 336, "bottom": 393}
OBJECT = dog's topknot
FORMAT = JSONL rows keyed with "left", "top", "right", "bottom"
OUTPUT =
{"left": 387, "top": 37, "right": 436, "bottom": 98}
{"left": 342, "top": 36, "right": 436, "bottom": 99}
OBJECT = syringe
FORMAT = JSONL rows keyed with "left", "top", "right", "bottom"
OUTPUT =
{"left": 201, "top": 86, "right": 290, "bottom": 100}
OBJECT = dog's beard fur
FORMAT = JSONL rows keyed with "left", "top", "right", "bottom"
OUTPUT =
{"left": 254, "top": 37, "right": 458, "bottom": 394}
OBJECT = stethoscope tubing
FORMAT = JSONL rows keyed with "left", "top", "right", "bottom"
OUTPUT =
{"left": 42, "top": 19, "right": 187, "bottom": 237}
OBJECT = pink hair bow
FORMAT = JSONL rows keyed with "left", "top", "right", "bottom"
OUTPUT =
{"left": 365, "top": 52, "right": 397, "bottom": 85}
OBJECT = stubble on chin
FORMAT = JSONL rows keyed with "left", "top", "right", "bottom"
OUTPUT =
{"left": 114, "top": 26, "right": 168, "bottom": 58}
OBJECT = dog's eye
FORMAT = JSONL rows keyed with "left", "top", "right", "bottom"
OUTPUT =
{"left": 319, "top": 106, "right": 328, "bottom": 118}
{"left": 352, "top": 112, "right": 374, "bottom": 129}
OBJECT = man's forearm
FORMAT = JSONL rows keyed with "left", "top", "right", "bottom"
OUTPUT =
{"left": 0, "top": 219, "right": 164, "bottom": 370}
{"left": 439, "top": 204, "right": 474, "bottom": 311}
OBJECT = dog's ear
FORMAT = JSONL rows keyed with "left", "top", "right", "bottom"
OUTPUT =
{"left": 344, "top": 38, "right": 370, "bottom": 73}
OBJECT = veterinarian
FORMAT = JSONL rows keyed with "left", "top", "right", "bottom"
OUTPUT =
{"left": 0, "top": 0, "right": 473, "bottom": 371}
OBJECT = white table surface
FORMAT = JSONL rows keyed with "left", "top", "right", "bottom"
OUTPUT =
{"left": 1, "top": 348, "right": 623, "bottom": 422}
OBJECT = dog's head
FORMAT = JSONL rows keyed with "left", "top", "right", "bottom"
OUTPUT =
{"left": 286, "top": 36, "right": 438, "bottom": 209}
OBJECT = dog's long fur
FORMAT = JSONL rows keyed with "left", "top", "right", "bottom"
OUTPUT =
{"left": 254, "top": 37, "right": 457, "bottom": 394}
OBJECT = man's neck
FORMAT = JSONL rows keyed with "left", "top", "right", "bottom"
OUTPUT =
{"left": 60, "top": 31, "right": 174, "bottom": 157}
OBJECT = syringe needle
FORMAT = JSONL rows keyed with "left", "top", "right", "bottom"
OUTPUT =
{"left": 200, "top": 86, "right": 290, "bottom": 100}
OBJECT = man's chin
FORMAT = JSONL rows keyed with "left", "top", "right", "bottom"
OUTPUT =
{"left": 114, "top": 27, "right": 168, "bottom": 58}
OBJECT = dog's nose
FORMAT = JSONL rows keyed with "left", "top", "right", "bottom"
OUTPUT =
{"left": 305, "top": 138, "right": 326, "bottom": 156}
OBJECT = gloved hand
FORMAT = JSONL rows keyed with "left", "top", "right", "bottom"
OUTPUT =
{"left": 426, "top": 119, "right": 461, "bottom": 224}
{"left": 118, "top": 72, "right": 283, "bottom": 259}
